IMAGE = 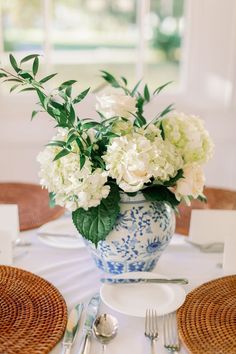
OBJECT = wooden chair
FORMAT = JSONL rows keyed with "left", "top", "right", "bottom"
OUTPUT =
{"left": 0, "top": 183, "right": 64, "bottom": 231}
{"left": 176, "top": 187, "right": 236, "bottom": 236}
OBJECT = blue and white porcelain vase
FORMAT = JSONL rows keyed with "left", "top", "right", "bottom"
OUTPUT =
{"left": 86, "top": 193, "right": 175, "bottom": 274}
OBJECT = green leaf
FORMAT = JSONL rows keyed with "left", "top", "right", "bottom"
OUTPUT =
{"left": 159, "top": 103, "right": 174, "bottom": 118}
{"left": 20, "top": 54, "right": 40, "bottom": 65}
{"left": 133, "top": 113, "right": 146, "bottom": 128}
{"left": 76, "top": 138, "right": 84, "bottom": 152}
{"left": 131, "top": 79, "right": 142, "bottom": 96}
{"left": 85, "top": 145, "right": 93, "bottom": 156}
{"left": 96, "top": 110, "right": 107, "bottom": 120}
{"left": 49, "top": 100, "right": 64, "bottom": 110}
{"left": 144, "top": 84, "right": 150, "bottom": 102}
{"left": 36, "top": 89, "right": 46, "bottom": 108}
{"left": 0, "top": 73, "right": 7, "bottom": 78}
{"left": 18, "top": 70, "right": 33, "bottom": 80}
{"left": 121, "top": 76, "right": 127, "bottom": 86}
{"left": 101, "top": 71, "right": 120, "bottom": 88}
{"left": 73, "top": 88, "right": 90, "bottom": 104}
{"left": 159, "top": 121, "right": 165, "bottom": 139}
{"left": 104, "top": 131, "right": 119, "bottom": 138}
{"left": 82, "top": 121, "right": 99, "bottom": 129}
{"left": 67, "top": 128, "right": 76, "bottom": 139}
{"left": 136, "top": 95, "right": 145, "bottom": 114}
{"left": 153, "top": 81, "right": 173, "bottom": 95}
{"left": 47, "top": 140, "right": 66, "bottom": 148}
{"left": 4, "top": 78, "right": 22, "bottom": 83}
{"left": 66, "top": 133, "right": 77, "bottom": 145}
{"left": 163, "top": 169, "right": 184, "bottom": 187}
{"left": 39, "top": 73, "right": 57, "bottom": 84}
{"left": 197, "top": 194, "right": 207, "bottom": 203}
{"left": 9, "top": 54, "right": 20, "bottom": 73}
{"left": 80, "top": 154, "right": 86, "bottom": 169}
{"left": 49, "top": 192, "right": 56, "bottom": 208}
{"left": 59, "top": 80, "right": 77, "bottom": 90}
{"left": 93, "top": 156, "right": 106, "bottom": 169}
{"left": 53, "top": 148, "right": 70, "bottom": 161}
{"left": 69, "top": 106, "right": 76, "bottom": 125}
{"left": 72, "top": 183, "right": 120, "bottom": 245}
{"left": 31, "top": 110, "right": 40, "bottom": 120}
{"left": 21, "top": 87, "right": 36, "bottom": 92}
{"left": 32, "top": 56, "right": 39, "bottom": 76}
{"left": 65, "top": 85, "right": 72, "bottom": 97}
{"left": 142, "top": 185, "right": 180, "bottom": 207}
{"left": 10, "top": 84, "right": 20, "bottom": 93}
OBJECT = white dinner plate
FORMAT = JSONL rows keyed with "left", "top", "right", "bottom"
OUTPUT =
{"left": 37, "top": 218, "right": 85, "bottom": 249}
{"left": 100, "top": 272, "right": 186, "bottom": 317}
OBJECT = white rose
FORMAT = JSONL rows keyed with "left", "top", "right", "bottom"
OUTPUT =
{"left": 96, "top": 92, "right": 136, "bottom": 119}
{"left": 174, "top": 164, "right": 205, "bottom": 203}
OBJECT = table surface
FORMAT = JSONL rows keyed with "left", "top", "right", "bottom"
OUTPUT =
{"left": 15, "top": 215, "right": 224, "bottom": 354}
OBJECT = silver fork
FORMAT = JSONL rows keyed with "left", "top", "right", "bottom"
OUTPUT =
{"left": 163, "top": 312, "right": 180, "bottom": 353}
{"left": 145, "top": 309, "right": 159, "bottom": 354}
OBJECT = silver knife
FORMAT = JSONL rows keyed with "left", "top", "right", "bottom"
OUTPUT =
{"left": 78, "top": 293, "right": 100, "bottom": 354}
{"left": 62, "top": 303, "right": 84, "bottom": 354}
{"left": 100, "top": 277, "right": 189, "bottom": 285}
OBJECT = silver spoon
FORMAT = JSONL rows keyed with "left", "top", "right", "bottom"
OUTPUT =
{"left": 93, "top": 314, "right": 118, "bottom": 353}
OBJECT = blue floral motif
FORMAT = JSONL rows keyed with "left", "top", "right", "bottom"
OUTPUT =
{"left": 146, "top": 237, "right": 163, "bottom": 253}
{"left": 111, "top": 235, "right": 139, "bottom": 261}
{"left": 128, "top": 261, "right": 146, "bottom": 272}
{"left": 106, "top": 261, "right": 124, "bottom": 274}
{"left": 113, "top": 210, "right": 133, "bottom": 232}
{"left": 86, "top": 198, "right": 175, "bottom": 274}
{"left": 114, "top": 206, "right": 152, "bottom": 236}
{"left": 149, "top": 202, "right": 172, "bottom": 232}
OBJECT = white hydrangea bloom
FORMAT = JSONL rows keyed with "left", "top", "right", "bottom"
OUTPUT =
{"left": 96, "top": 91, "right": 137, "bottom": 119}
{"left": 37, "top": 129, "right": 110, "bottom": 211}
{"left": 174, "top": 164, "right": 205, "bottom": 204}
{"left": 103, "top": 130, "right": 183, "bottom": 192}
{"left": 103, "top": 133, "right": 152, "bottom": 192}
{"left": 160, "top": 112, "right": 214, "bottom": 164}
{"left": 149, "top": 139, "right": 183, "bottom": 182}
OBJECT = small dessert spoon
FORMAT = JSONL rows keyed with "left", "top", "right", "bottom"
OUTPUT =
{"left": 93, "top": 314, "right": 118, "bottom": 353}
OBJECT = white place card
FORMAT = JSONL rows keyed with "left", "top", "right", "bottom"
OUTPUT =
{"left": 0, "top": 204, "right": 19, "bottom": 241}
{"left": 0, "top": 229, "right": 12, "bottom": 265}
{"left": 223, "top": 234, "right": 236, "bottom": 275}
{"left": 189, "top": 209, "right": 236, "bottom": 245}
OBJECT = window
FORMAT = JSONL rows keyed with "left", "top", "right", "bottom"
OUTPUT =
{"left": 0, "top": 0, "right": 185, "bottom": 89}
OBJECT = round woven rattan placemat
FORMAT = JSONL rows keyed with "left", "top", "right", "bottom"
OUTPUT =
{"left": 0, "top": 183, "right": 64, "bottom": 231}
{"left": 0, "top": 266, "right": 67, "bottom": 354}
{"left": 177, "top": 275, "right": 236, "bottom": 354}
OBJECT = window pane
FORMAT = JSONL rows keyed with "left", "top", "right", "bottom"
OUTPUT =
{"left": 2, "top": 0, "right": 43, "bottom": 52}
{"left": 145, "top": 0, "right": 185, "bottom": 89}
{"left": 52, "top": 0, "right": 137, "bottom": 88}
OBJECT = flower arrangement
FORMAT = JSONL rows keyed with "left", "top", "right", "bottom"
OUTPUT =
{"left": 0, "top": 54, "right": 214, "bottom": 245}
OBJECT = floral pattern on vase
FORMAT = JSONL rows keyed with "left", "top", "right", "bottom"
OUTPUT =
{"left": 85, "top": 193, "right": 175, "bottom": 274}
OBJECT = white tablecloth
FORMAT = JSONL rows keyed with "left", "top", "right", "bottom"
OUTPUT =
{"left": 15, "top": 218, "right": 224, "bottom": 354}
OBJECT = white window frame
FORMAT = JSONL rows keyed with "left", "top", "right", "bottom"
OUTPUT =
{"left": 0, "top": 0, "right": 236, "bottom": 115}
{"left": 0, "top": 0, "right": 183, "bottom": 85}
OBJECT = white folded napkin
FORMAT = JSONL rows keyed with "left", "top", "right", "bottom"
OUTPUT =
{"left": 0, "top": 204, "right": 19, "bottom": 241}
{"left": 189, "top": 209, "right": 236, "bottom": 245}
